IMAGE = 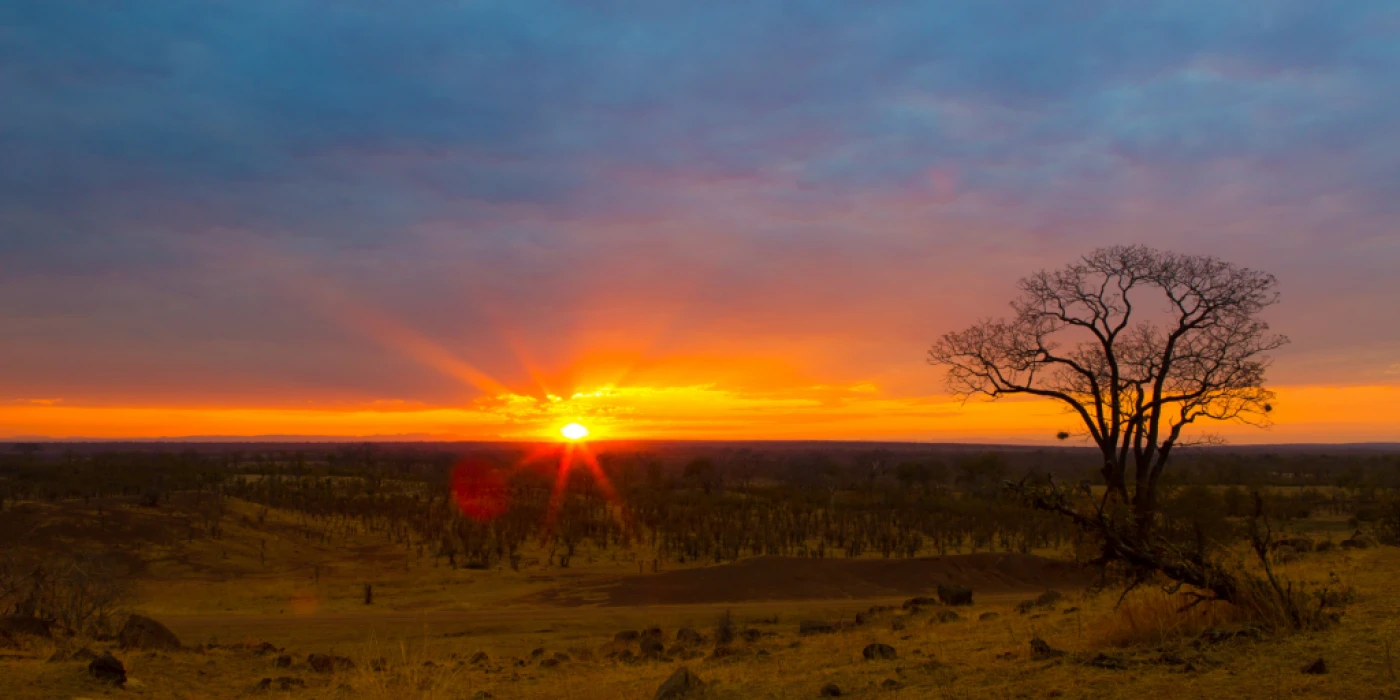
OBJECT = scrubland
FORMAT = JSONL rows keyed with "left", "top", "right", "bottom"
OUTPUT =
{"left": 3, "top": 492, "right": 1397, "bottom": 699}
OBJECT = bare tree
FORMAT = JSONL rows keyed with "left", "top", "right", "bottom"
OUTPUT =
{"left": 928, "top": 245, "right": 1287, "bottom": 602}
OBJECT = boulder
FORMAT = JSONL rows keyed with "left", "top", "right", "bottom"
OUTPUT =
{"left": 978, "top": 612, "right": 1000, "bottom": 622}
{"left": 1302, "top": 658, "right": 1328, "bottom": 675}
{"left": 937, "top": 583, "right": 974, "bottom": 606}
{"left": 640, "top": 635, "right": 665, "bottom": 659}
{"left": 675, "top": 627, "right": 704, "bottom": 646}
{"left": 1029, "top": 637, "right": 1065, "bottom": 660}
{"left": 1087, "top": 653, "right": 1132, "bottom": 670}
{"left": 1341, "top": 534, "right": 1378, "bottom": 550}
{"left": 1034, "top": 590, "right": 1064, "bottom": 607}
{"left": 615, "top": 629, "right": 641, "bottom": 642}
{"left": 800, "top": 620, "right": 835, "bottom": 635}
{"left": 902, "top": 596, "right": 938, "bottom": 609}
{"left": 307, "top": 653, "right": 355, "bottom": 673}
{"left": 88, "top": 651, "right": 127, "bottom": 686}
{"left": 1274, "top": 537, "right": 1315, "bottom": 553}
{"left": 936, "top": 611, "right": 964, "bottom": 623}
{"left": 862, "top": 643, "right": 897, "bottom": 660}
{"left": 741, "top": 628, "right": 762, "bottom": 642}
{"left": 275, "top": 654, "right": 292, "bottom": 668}
{"left": 820, "top": 683, "right": 842, "bottom": 696}
{"left": 653, "top": 666, "right": 703, "bottom": 700}
{"left": 118, "top": 614, "right": 181, "bottom": 651}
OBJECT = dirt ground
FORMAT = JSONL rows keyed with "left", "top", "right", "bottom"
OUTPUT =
{"left": 523, "top": 552, "right": 1092, "bottom": 606}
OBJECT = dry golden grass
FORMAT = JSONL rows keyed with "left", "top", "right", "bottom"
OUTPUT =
{"left": 4, "top": 496, "right": 1400, "bottom": 699}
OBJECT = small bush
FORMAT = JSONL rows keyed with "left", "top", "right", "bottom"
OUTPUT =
{"left": 713, "top": 609, "right": 735, "bottom": 646}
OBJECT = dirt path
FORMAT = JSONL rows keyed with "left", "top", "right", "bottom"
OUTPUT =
{"left": 525, "top": 552, "right": 1090, "bottom": 607}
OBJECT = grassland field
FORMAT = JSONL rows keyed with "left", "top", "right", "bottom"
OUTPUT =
{"left": 2, "top": 494, "right": 1398, "bottom": 699}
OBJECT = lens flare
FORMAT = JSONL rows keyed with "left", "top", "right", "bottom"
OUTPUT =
{"left": 449, "top": 457, "right": 509, "bottom": 522}
{"left": 561, "top": 422, "right": 589, "bottom": 440}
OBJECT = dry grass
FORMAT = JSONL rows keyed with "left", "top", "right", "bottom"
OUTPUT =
{"left": 1093, "top": 588, "right": 1253, "bottom": 648}
{"left": 3, "top": 497, "right": 1400, "bottom": 699}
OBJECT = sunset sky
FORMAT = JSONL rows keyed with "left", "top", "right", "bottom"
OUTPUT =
{"left": 2, "top": 2, "right": 1398, "bottom": 443}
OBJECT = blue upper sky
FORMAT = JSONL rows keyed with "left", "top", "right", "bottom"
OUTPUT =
{"left": 2, "top": 1, "right": 1397, "bottom": 415}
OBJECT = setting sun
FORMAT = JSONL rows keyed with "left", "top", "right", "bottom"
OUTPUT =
{"left": 560, "top": 422, "right": 590, "bottom": 440}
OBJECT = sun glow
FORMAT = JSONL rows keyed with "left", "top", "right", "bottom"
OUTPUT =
{"left": 560, "top": 422, "right": 590, "bottom": 440}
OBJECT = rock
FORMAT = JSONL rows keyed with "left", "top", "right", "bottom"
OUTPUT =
{"left": 307, "top": 653, "right": 356, "bottom": 673}
{"left": 1274, "top": 537, "right": 1315, "bottom": 553}
{"left": 890, "top": 618, "right": 906, "bottom": 631}
{"left": 854, "top": 613, "right": 868, "bottom": 626}
{"left": 641, "top": 635, "right": 665, "bottom": 658}
{"left": 799, "top": 620, "right": 835, "bottom": 635}
{"left": 862, "top": 643, "right": 897, "bottom": 660}
{"left": 1015, "top": 600, "right": 1037, "bottom": 614}
{"left": 937, "top": 583, "right": 974, "bottom": 606}
{"left": 1035, "top": 590, "right": 1064, "bottom": 607}
{"left": 252, "top": 641, "right": 280, "bottom": 655}
{"left": 820, "top": 682, "right": 842, "bottom": 696}
{"left": 1316, "top": 541, "right": 1337, "bottom": 552}
{"left": 1029, "top": 637, "right": 1065, "bottom": 660}
{"left": 0, "top": 616, "right": 52, "bottom": 639}
{"left": 118, "top": 614, "right": 181, "bottom": 650}
{"left": 902, "top": 596, "right": 938, "bottom": 609}
{"left": 881, "top": 678, "right": 903, "bottom": 690}
{"left": 89, "top": 651, "right": 127, "bottom": 686}
{"left": 553, "top": 651, "right": 570, "bottom": 662}
{"left": 979, "top": 612, "right": 1000, "bottom": 622}
{"left": 1062, "top": 607, "right": 1080, "bottom": 614}
{"left": 935, "top": 611, "right": 963, "bottom": 623}
{"left": 275, "top": 654, "right": 292, "bottom": 668}
{"left": 539, "top": 657, "right": 560, "bottom": 668}
{"left": 472, "top": 692, "right": 494, "bottom": 700}
{"left": 741, "top": 628, "right": 762, "bottom": 642}
{"left": 469, "top": 651, "right": 489, "bottom": 664}
{"left": 675, "top": 627, "right": 704, "bottom": 646}
{"left": 1341, "top": 534, "right": 1378, "bottom": 550}
{"left": 1302, "top": 658, "right": 1328, "bottom": 675}
{"left": 1196, "top": 625, "right": 1264, "bottom": 646}
{"left": 707, "top": 645, "right": 739, "bottom": 660}
{"left": 72, "top": 647, "right": 98, "bottom": 662}
{"left": 530, "top": 647, "right": 545, "bottom": 658}
{"left": 642, "top": 626, "right": 666, "bottom": 641}
{"left": 1088, "top": 653, "right": 1131, "bottom": 670}
{"left": 653, "top": 666, "right": 703, "bottom": 699}
{"left": 615, "top": 630, "right": 641, "bottom": 643}
{"left": 1274, "top": 545, "right": 1300, "bottom": 563}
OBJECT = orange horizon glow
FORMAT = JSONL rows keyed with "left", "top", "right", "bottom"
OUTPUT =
{"left": 3, "top": 383, "right": 1398, "bottom": 444}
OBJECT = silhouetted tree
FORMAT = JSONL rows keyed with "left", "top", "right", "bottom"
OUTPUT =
{"left": 929, "top": 245, "right": 1287, "bottom": 605}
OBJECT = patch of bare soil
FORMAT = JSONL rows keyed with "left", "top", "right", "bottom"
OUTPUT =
{"left": 528, "top": 553, "right": 1090, "bottom": 607}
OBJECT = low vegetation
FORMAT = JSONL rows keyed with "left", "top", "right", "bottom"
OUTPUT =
{"left": 1, "top": 439, "right": 1397, "bottom": 697}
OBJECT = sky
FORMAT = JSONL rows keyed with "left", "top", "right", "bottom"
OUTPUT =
{"left": 2, "top": 1, "right": 1398, "bottom": 443}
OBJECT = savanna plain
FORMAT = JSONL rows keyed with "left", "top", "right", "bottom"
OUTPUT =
{"left": 2, "top": 443, "right": 1398, "bottom": 699}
